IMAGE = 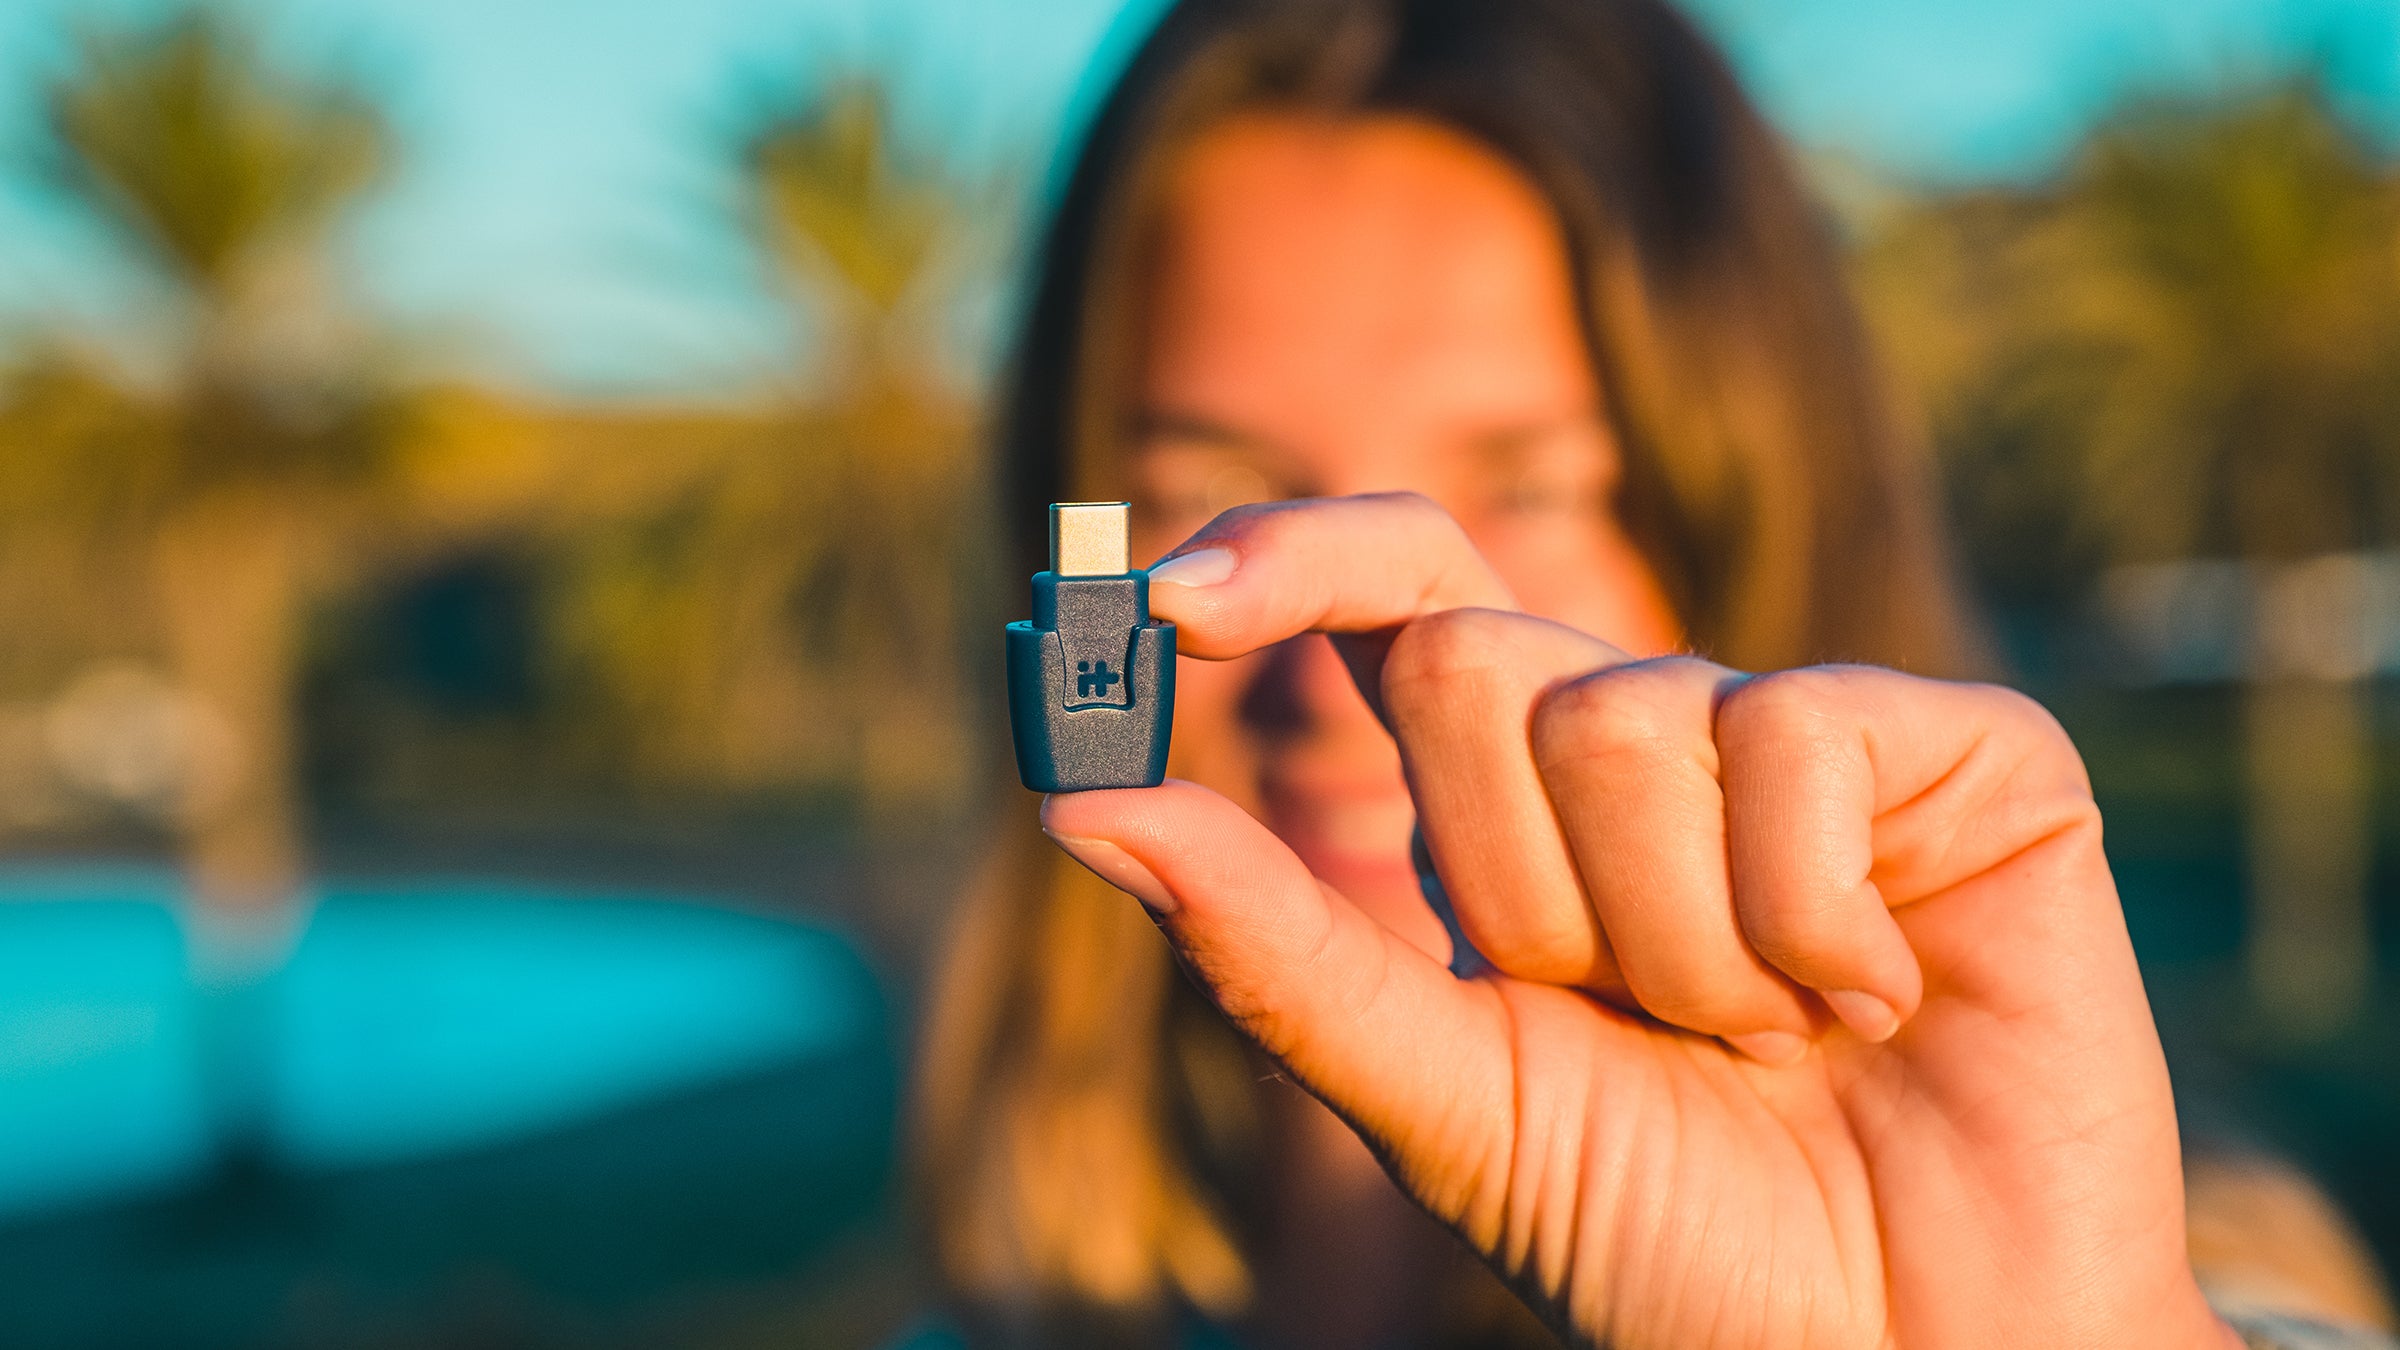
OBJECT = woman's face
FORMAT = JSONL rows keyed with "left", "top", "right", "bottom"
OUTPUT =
{"left": 1129, "top": 113, "right": 1681, "bottom": 949}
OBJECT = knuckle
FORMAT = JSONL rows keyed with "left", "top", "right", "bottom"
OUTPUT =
{"left": 1197, "top": 490, "right": 1467, "bottom": 551}
{"left": 1199, "top": 494, "right": 1364, "bottom": 554}
{"left": 1369, "top": 489, "right": 1456, "bottom": 528}
{"left": 1375, "top": 491, "right": 1477, "bottom": 559}
{"left": 1974, "top": 683, "right": 2103, "bottom": 835}
{"left": 1716, "top": 666, "right": 1856, "bottom": 751}
{"left": 1531, "top": 660, "right": 1707, "bottom": 774}
{"left": 1382, "top": 607, "right": 1525, "bottom": 712}
{"left": 1319, "top": 489, "right": 1466, "bottom": 544}
{"left": 1394, "top": 493, "right": 1478, "bottom": 564}
{"left": 1981, "top": 682, "right": 2079, "bottom": 761}
{"left": 1196, "top": 497, "right": 1291, "bottom": 542}
{"left": 1386, "top": 607, "right": 1520, "bottom": 680}
{"left": 1937, "top": 679, "right": 2096, "bottom": 810}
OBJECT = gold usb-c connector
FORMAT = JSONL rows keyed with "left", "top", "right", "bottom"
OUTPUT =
{"left": 1049, "top": 502, "right": 1131, "bottom": 577}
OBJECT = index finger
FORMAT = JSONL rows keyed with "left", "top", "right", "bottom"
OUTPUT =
{"left": 1144, "top": 493, "right": 1518, "bottom": 660}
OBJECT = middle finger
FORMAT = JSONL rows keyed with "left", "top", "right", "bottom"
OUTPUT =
{"left": 1381, "top": 607, "right": 1630, "bottom": 994}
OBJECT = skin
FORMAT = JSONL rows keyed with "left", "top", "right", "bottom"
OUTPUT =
{"left": 1048, "top": 115, "right": 2242, "bottom": 1349}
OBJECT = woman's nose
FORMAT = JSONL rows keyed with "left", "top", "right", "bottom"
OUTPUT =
{"left": 1237, "top": 633, "right": 1382, "bottom": 738}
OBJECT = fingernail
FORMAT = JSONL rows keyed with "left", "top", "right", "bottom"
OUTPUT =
{"left": 1146, "top": 547, "right": 1237, "bottom": 588}
{"left": 1725, "top": 1030, "right": 1809, "bottom": 1067}
{"left": 1043, "top": 830, "right": 1176, "bottom": 915}
{"left": 1820, "top": 990, "right": 1900, "bottom": 1043}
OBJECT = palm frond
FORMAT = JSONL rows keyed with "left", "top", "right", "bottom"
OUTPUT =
{"left": 1858, "top": 72, "right": 2400, "bottom": 590}
{"left": 44, "top": 6, "right": 388, "bottom": 298}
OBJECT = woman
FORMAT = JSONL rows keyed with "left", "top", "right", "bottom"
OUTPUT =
{"left": 916, "top": 1, "right": 2393, "bottom": 1346}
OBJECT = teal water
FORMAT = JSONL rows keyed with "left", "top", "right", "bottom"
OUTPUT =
{"left": 0, "top": 867, "right": 897, "bottom": 1348}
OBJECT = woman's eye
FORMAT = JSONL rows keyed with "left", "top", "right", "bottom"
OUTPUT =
{"left": 1144, "top": 482, "right": 1216, "bottom": 531}
{"left": 1467, "top": 421, "right": 1617, "bottom": 525}
{"left": 1130, "top": 453, "right": 1279, "bottom": 545}
{"left": 1200, "top": 464, "right": 1274, "bottom": 515}
{"left": 1488, "top": 467, "right": 1603, "bottom": 520}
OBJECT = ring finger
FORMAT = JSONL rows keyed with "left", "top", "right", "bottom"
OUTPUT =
{"left": 1532, "top": 657, "right": 1818, "bottom": 1057}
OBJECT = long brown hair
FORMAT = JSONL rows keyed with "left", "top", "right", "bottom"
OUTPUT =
{"left": 917, "top": 0, "right": 1977, "bottom": 1344}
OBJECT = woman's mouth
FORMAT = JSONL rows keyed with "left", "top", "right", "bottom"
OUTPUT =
{"left": 1260, "top": 770, "right": 1419, "bottom": 896}
{"left": 1257, "top": 761, "right": 1460, "bottom": 962}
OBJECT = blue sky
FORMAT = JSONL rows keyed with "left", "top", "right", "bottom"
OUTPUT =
{"left": 2, "top": 0, "right": 2395, "bottom": 396}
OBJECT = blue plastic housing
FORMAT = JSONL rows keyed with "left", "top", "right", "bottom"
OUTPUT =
{"left": 1006, "top": 569, "right": 1175, "bottom": 791}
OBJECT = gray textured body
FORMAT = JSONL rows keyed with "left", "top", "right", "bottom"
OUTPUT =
{"left": 1006, "top": 569, "right": 1175, "bottom": 791}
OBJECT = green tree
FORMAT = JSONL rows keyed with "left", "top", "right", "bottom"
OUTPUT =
{"left": 17, "top": 6, "right": 401, "bottom": 913}
{"left": 746, "top": 73, "right": 1005, "bottom": 813}
{"left": 1857, "top": 76, "right": 2400, "bottom": 1036}
{"left": 555, "top": 70, "right": 1000, "bottom": 839}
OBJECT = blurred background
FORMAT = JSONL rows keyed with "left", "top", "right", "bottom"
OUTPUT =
{"left": 1, "top": 0, "right": 2398, "bottom": 1345}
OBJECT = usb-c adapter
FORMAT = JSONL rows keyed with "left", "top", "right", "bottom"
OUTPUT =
{"left": 1006, "top": 502, "right": 1175, "bottom": 791}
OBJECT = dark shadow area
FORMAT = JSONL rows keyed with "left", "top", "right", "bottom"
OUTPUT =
{"left": 0, "top": 1037, "right": 901, "bottom": 1350}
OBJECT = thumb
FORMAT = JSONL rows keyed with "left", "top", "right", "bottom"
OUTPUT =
{"left": 1040, "top": 780, "right": 1514, "bottom": 1179}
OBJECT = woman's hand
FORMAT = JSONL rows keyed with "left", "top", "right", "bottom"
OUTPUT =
{"left": 1040, "top": 494, "right": 2240, "bottom": 1350}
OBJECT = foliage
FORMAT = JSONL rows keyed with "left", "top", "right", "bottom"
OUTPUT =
{"left": 744, "top": 74, "right": 959, "bottom": 337}
{"left": 5, "top": 26, "right": 1012, "bottom": 849}
{"left": 1856, "top": 74, "right": 2400, "bottom": 612}
{"left": 542, "top": 66, "right": 1006, "bottom": 814}
{"left": 1856, "top": 74, "right": 2400, "bottom": 1040}
{"left": 26, "top": 5, "right": 403, "bottom": 501}
{"left": 4, "top": 3, "right": 405, "bottom": 905}
{"left": 43, "top": 7, "right": 386, "bottom": 301}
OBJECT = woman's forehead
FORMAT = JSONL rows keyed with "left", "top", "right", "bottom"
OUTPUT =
{"left": 1140, "top": 112, "right": 1599, "bottom": 453}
